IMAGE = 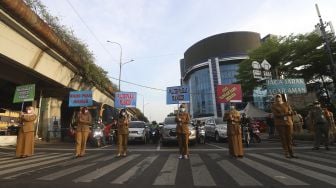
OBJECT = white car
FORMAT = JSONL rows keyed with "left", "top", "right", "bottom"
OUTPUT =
{"left": 205, "top": 118, "right": 228, "bottom": 142}
{"left": 128, "top": 121, "right": 149, "bottom": 144}
{"left": 161, "top": 117, "right": 196, "bottom": 145}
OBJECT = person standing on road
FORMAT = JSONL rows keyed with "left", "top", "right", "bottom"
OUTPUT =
{"left": 224, "top": 104, "right": 244, "bottom": 158}
{"left": 175, "top": 104, "right": 190, "bottom": 159}
{"left": 266, "top": 113, "right": 275, "bottom": 139}
{"left": 309, "top": 101, "right": 330, "bottom": 150}
{"left": 117, "top": 109, "right": 129, "bottom": 157}
{"left": 16, "top": 106, "right": 37, "bottom": 158}
{"left": 75, "top": 107, "right": 92, "bottom": 158}
{"left": 271, "top": 94, "right": 298, "bottom": 158}
{"left": 324, "top": 107, "right": 336, "bottom": 145}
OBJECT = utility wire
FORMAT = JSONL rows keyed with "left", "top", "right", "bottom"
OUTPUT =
{"left": 65, "top": 0, "right": 118, "bottom": 63}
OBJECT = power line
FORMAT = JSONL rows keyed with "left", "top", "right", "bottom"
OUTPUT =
{"left": 65, "top": 0, "right": 118, "bottom": 63}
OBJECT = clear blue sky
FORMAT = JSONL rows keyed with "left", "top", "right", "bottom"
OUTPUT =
{"left": 41, "top": 0, "right": 336, "bottom": 122}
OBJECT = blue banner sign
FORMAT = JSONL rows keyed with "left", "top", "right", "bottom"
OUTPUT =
{"left": 266, "top": 79, "right": 307, "bottom": 95}
{"left": 69, "top": 90, "right": 93, "bottom": 107}
{"left": 166, "top": 86, "right": 190, "bottom": 104}
{"left": 115, "top": 92, "right": 137, "bottom": 109}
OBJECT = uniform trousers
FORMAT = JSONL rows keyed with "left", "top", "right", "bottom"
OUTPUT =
{"left": 177, "top": 133, "right": 189, "bottom": 155}
{"left": 228, "top": 124, "right": 243, "bottom": 157}
{"left": 16, "top": 129, "right": 34, "bottom": 157}
{"left": 118, "top": 134, "right": 128, "bottom": 154}
{"left": 275, "top": 124, "right": 294, "bottom": 155}
{"left": 75, "top": 131, "right": 89, "bottom": 156}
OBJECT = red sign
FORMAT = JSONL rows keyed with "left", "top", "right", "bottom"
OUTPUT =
{"left": 216, "top": 84, "right": 242, "bottom": 103}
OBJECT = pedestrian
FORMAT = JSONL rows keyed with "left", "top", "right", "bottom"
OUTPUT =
{"left": 324, "top": 107, "right": 335, "bottom": 145}
{"left": 266, "top": 113, "right": 275, "bottom": 139}
{"left": 16, "top": 106, "right": 37, "bottom": 158}
{"left": 75, "top": 106, "right": 92, "bottom": 158}
{"left": 271, "top": 94, "right": 298, "bottom": 158}
{"left": 309, "top": 101, "right": 330, "bottom": 150}
{"left": 175, "top": 104, "right": 190, "bottom": 159}
{"left": 292, "top": 111, "right": 303, "bottom": 134}
{"left": 224, "top": 104, "right": 244, "bottom": 158}
{"left": 117, "top": 109, "right": 129, "bottom": 157}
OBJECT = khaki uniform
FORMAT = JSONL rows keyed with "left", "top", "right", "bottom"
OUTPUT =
{"left": 309, "top": 107, "right": 329, "bottom": 148}
{"left": 271, "top": 102, "right": 294, "bottom": 156}
{"left": 175, "top": 112, "right": 190, "bottom": 156}
{"left": 16, "top": 113, "right": 37, "bottom": 157}
{"left": 292, "top": 114, "right": 303, "bottom": 134}
{"left": 75, "top": 112, "right": 92, "bottom": 156}
{"left": 224, "top": 109, "right": 243, "bottom": 157}
{"left": 117, "top": 117, "right": 129, "bottom": 155}
{"left": 324, "top": 109, "right": 336, "bottom": 144}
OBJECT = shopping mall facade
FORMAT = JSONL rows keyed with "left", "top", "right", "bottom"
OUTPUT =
{"left": 180, "top": 31, "right": 262, "bottom": 118}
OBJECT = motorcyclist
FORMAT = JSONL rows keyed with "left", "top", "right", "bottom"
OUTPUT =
{"left": 194, "top": 120, "right": 202, "bottom": 142}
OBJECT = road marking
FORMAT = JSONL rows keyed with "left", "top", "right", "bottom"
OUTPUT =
{"left": 95, "top": 155, "right": 118, "bottom": 162}
{"left": 37, "top": 163, "right": 96, "bottom": 180}
{"left": 241, "top": 156, "right": 307, "bottom": 185}
{"left": 156, "top": 143, "right": 160, "bottom": 151}
{"left": 299, "top": 154, "right": 336, "bottom": 165}
{"left": 0, "top": 152, "right": 48, "bottom": 164}
{"left": 0, "top": 153, "right": 69, "bottom": 169}
{"left": 190, "top": 154, "right": 216, "bottom": 186}
{"left": 207, "top": 153, "right": 221, "bottom": 160}
{"left": 73, "top": 154, "right": 140, "bottom": 183}
{"left": 266, "top": 153, "right": 336, "bottom": 174}
{"left": 153, "top": 154, "right": 179, "bottom": 185}
{"left": 58, "top": 153, "right": 104, "bottom": 166}
{"left": 111, "top": 155, "right": 158, "bottom": 184}
{"left": 205, "top": 143, "right": 227, "bottom": 149}
{"left": 0, "top": 155, "right": 72, "bottom": 176}
{"left": 249, "top": 153, "right": 336, "bottom": 186}
{"left": 218, "top": 159, "right": 262, "bottom": 186}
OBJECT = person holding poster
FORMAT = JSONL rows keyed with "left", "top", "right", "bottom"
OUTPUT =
{"left": 75, "top": 107, "right": 92, "bottom": 158}
{"left": 175, "top": 104, "right": 190, "bottom": 159}
{"left": 224, "top": 104, "right": 244, "bottom": 158}
{"left": 16, "top": 106, "right": 37, "bottom": 158}
{"left": 271, "top": 94, "right": 298, "bottom": 158}
{"left": 117, "top": 109, "right": 129, "bottom": 157}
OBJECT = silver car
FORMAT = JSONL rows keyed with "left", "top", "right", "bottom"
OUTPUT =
{"left": 128, "top": 121, "right": 149, "bottom": 144}
{"left": 205, "top": 118, "right": 228, "bottom": 142}
{"left": 161, "top": 117, "right": 196, "bottom": 145}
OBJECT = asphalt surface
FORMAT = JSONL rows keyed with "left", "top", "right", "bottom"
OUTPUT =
{"left": 0, "top": 138, "right": 335, "bottom": 188}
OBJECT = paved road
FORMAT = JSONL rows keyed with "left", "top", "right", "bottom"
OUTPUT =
{"left": 0, "top": 140, "right": 335, "bottom": 188}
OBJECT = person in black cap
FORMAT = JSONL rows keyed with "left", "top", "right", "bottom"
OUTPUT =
{"left": 309, "top": 100, "right": 330, "bottom": 150}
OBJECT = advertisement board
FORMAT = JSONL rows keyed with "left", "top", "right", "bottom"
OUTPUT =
{"left": 216, "top": 84, "right": 242, "bottom": 103}
{"left": 69, "top": 90, "right": 93, "bottom": 107}
{"left": 115, "top": 92, "right": 137, "bottom": 108}
{"left": 166, "top": 86, "right": 190, "bottom": 104}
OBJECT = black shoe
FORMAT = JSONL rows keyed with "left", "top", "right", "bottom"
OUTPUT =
{"left": 312, "top": 147, "right": 319, "bottom": 150}
{"left": 325, "top": 146, "right": 330, "bottom": 151}
{"left": 290, "top": 154, "right": 298, "bottom": 158}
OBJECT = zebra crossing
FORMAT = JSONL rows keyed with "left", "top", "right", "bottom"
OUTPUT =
{"left": 0, "top": 151, "right": 335, "bottom": 187}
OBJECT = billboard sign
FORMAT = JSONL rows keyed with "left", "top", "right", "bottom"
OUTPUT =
{"left": 216, "top": 84, "right": 242, "bottom": 103}
{"left": 166, "top": 86, "right": 190, "bottom": 104}
{"left": 266, "top": 79, "right": 307, "bottom": 95}
{"left": 115, "top": 92, "right": 137, "bottom": 108}
{"left": 13, "top": 84, "right": 35, "bottom": 103}
{"left": 69, "top": 90, "right": 93, "bottom": 107}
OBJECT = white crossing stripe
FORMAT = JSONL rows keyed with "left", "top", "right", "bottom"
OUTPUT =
{"left": 153, "top": 154, "right": 179, "bottom": 185}
{"left": 58, "top": 153, "right": 104, "bottom": 166}
{"left": 73, "top": 154, "right": 140, "bottom": 183}
{"left": 207, "top": 153, "right": 221, "bottom": 160}
{"left": 0, "top": 155, "right": 72, "bottom": 176}
{"left": 241, "top": 157, "right": 308, "bottom": 185}
{"left": 0, "top": 152, "right": 47, "bottom": 164}
{"left": 111, "top": 155, "right": 159, "bottom": 184}
{"left": 266, "top": 153, "right": 336, "bottom": 174}
{"left": 95, "top": 155, "right": 118, "bottom": 162}
{"left": 37, "top": 163, "right": 97, "bottom": 181}
{"left": 249, "top": 153, "right": 336, "bottom": 186}
{"left": 218, "top": 159, "right": 262, "bottom": 186}
{"left": 301, "top": 153, "right": 336, "bottom": 165}
{"left": 190, "top": 154, "right": 216, "bottom": 186}
{"left": 0, "top": 153, "right": 69, "bottom": 169}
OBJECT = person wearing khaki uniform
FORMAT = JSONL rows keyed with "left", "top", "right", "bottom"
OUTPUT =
{"left": 117, "top": 109, "right": 129, "bottom": 157}
{"left": 175, "top": 104, "right": 190, "bottom": 159}
{"left": 271, "top": 94, "right": 297, "bottom": 158}
{"left": 16, "top": 106, "right": 37, "bottom": 158}
{"left": 75, "top": 107, "right": 92, "bottom": 158}
{"left": 224, "top": 105, "right": 243, "bottom": 158}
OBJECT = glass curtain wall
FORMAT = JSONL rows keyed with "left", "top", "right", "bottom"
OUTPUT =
{"left": 219, "top": 63, "right": 239, "bottom": 84}
{"left": 189, "top": 68, "right": 213, "bottom": 117}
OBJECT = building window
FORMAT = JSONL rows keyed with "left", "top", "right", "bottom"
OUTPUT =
{"left": 219, "top": 63, "right": 239, "bottom": 84}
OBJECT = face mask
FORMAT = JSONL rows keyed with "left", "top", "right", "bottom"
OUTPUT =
{"left": 180, "top": 108, "right": 185, "bottom": 112}
{"left": 27, "top": 110, "right": 32, "bottom": 114}
{"left": 84, "top": 110, "right": 88, "bottom": 113}
{"left": 230, "top": 106, "right": 235, "bottom": 110}
{"left": 122, "top": 112, "right": 126, "bottom": 116}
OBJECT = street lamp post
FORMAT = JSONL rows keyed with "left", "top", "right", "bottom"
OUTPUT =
{"left": 107, "top": 40, "right": 134, "bottom": 91}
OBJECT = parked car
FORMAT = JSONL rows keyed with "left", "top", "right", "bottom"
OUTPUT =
{"left": 205, "top": 118, "right": 228, "bottom": 142}
{"left": 161, "top": 116, "right": 196, "bottom": 145}
{"left": 128, "top": 121, "right": 150, "bottom": 144}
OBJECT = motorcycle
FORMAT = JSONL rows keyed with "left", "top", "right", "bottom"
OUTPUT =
{"left": 89, "top": 121, "right": 104, "bottom": 147}
{"left": 150, "top": 127, "right": 160, "bottom": 144}
{"left": 110, "top": 128, "right": 118, "bottom": 144}
{"left": 197, "top": 125, "right": 206, "bottom": 144}
{"left": 250, "top": 122, "right": 261, "bottom": 143}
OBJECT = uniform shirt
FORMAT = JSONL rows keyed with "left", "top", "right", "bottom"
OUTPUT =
{"left": 271, "top": 102, "right": 293, "bottom": 126}
{"left": 175, "top": 112, "right": 190, "bottom": 134}
{"left": 21, "top": 114, "right": 37, "bottom": 132}
{"left": 77, "top": 112, "right": 92, "bottom": 132}
{"left": 117, "top": 117, "right": 129, "bottom": 135}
